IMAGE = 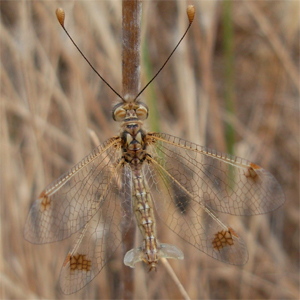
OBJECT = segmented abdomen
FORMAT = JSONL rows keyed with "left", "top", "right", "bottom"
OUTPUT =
{"left": 131, "top": 166, "right": 159, "bottom": 266}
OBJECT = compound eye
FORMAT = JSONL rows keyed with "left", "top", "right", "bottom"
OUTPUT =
{"left": 112, "top": 103, "right": 126, "bottom": 121}
{"left": 136, "top": 102, "right": 148, "bottom": 120}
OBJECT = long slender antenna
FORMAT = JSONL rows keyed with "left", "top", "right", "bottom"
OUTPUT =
{"left": 133, "top": 5, "right": 195, "bottom": 101}
{"left": 55, "top": 8, "right": 125, "bottom": 102}
{"left": 55, "top": 6, "right": 195, "bottom": 104}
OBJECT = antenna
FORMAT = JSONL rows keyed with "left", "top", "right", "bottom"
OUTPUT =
{"left": 133, "top": 5, "right": 195, "bottom": 101}
{"left": 55, "top": 5, "right": 195, "bottom": 103}
{"left": 55, "top": 8, "right": 125, "bottom": 102}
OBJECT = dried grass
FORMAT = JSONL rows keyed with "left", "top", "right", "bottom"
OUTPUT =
{"left": 1, "top": 1, "right": 299, "bottom": 299}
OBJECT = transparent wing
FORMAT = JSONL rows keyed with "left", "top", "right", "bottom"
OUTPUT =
{"left": 59, "top": 165, "right": 132, "bottom": 295}
{"left": 24, "top": 137, "right": 123, "bottom": 244}
{"left": 147, "top": 133, "right": 285, "bottom": 216}
{"left": 144, "top": 160, "right": 248, "bottom": 265}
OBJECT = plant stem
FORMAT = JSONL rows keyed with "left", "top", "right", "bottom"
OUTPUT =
{"left": 223, "top": 0, "right": 235, "bottom": 155}
{"left": 121, "top": 1, "right": 142, "bottom": 299}
{"left": 122, "top": 0, "right": 142, "bottom": 97}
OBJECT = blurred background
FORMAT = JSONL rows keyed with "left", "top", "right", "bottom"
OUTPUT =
{"left": 1, "top": 0, "right": 299, "bottom": 299}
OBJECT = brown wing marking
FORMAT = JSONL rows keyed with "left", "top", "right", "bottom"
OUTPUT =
{"left": 69, "top": 254, "right": 92, "bottom": 272}
{"left": 39, "top": 192, "right": 51, "bottom": 212}
{"left": 243, "top": 162, "right": 261, "bottom": 182}
{"left": 212, "top": 227, "right": 238, "bottom": 251}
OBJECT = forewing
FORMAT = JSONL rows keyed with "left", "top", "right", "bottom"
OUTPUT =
{"left": 147, "top": 133, "right": 285, "bottom": 216}
{"left": 24, "top": 137, "right": 122, "bottom": 244}
{"left": 59, "top": 165, "right": 132, "bottom": 295}
{"left": 144, "top": 161, "right": 248, "bottom": 265}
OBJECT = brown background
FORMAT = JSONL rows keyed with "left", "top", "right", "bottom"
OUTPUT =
{"left": 1, "top": 1, "right": 299, "bottom": 299}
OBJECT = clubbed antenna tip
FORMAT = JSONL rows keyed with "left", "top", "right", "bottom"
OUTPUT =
{"left": 56, "top": 8, "right": 65, "bottom": 27}
{"left": 187, "top": 5, "right": 195, "bottom": 24}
